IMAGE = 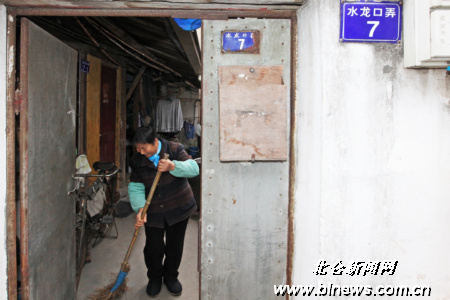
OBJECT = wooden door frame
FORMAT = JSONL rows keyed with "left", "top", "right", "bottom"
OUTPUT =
{"left": 5, "top": 6, "right": 298, "bottom": 300}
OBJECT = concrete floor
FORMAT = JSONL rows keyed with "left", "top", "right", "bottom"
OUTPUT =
{"left": 76, "top": 212, "right": 200, "bottom": 300}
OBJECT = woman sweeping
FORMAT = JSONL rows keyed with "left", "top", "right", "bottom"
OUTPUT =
{"left": 128, "top": 126, "right": 199, "bottom": 298}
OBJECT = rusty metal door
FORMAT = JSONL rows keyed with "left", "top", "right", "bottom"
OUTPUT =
{"left": 99, "top": 64, "right": 116, "bottom": 163}
{"left": 19, "top": 18, "right": 78, "bottom": 299}
{"left": 201, "top": 19, "right": 291, "bottom": 299}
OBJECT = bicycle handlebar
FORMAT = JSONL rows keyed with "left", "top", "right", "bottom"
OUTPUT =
{"left": 72, "top": 168, "right": 120, "bottom": 179}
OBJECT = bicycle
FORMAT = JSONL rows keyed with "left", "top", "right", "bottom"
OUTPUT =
{"left": 69, "top": 161, "right": 120, "bottom": 288}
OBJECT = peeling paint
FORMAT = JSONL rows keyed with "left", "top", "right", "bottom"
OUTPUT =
{"left": 7, "top": 46, "right": 14, "bottom": 79}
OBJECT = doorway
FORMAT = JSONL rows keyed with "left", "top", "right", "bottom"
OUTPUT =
{"left": 100, "top": 64, "right": 117, "bottom": 163}
{"left": 6, "top": 8, "right": 297, "bottom": 300}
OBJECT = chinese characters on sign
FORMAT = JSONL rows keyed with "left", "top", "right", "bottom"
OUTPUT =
{"left": 340, "top": 2, "right": 402, "bottom": 43}
{"left": 222, "top": 31, "right": 260, "bottom": 54}
{"left": 81, "top": 60, "right": 90, "bottom": 73}
{"left": 313, "top": 260, "right": 398, "bottom": 276}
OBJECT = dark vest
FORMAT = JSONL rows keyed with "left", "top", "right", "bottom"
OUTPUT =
{"left": 130, "top": 138, "right": 197, "bottom": 228}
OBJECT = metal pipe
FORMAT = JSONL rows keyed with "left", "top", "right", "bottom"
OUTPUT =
{"left": 194, "top": 99, "right": 201, "bottom": 124}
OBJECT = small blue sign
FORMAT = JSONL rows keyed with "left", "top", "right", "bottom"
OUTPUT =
{"left": 81, "top": 60, "right": 90, "bottom": 73}
{"left": 222, "top": 31, "right": 255, "bottom": 52}
{"left": 340, "top": 2, "right": 402, "bottom": 43}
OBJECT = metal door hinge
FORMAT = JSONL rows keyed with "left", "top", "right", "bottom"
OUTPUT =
{"left": 14, "top": 89, "right": 22, "bottom": 115}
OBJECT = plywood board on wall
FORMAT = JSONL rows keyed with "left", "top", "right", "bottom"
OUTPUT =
{"left": 86, "top": 54, "right": 101, "bottom": 169}
{"left": 218, "top": 65, "right": 287, "bottom": 161}
{"left": 219, "top": 65, "right": 284, "bottom": 85}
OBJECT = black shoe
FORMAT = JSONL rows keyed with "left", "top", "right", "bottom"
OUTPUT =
{"left": 146, "top": 278, "right": 162, "bottom": 298}
{"left": 163, "top": 277, "right": 182, "bottom": 296}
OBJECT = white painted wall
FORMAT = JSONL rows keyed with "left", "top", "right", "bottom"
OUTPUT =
{"left": 294, "top": 0, "right": 450, "bottom": 298}
{"left": 0, "top": 5, "right": 9, "bottom": 300}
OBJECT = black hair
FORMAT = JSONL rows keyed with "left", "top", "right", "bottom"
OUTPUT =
{"left": 133, "top": 126, "right": 156, "bottom": 145}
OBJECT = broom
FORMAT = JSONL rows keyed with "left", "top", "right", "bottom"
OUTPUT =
{"left": 89, "top": 153, "right": 169, "bottom": 300}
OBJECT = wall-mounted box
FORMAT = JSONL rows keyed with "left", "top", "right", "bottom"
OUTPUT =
{"left": 404, "top": 0, "right": 450, "bottom": 68}
{"left": 431, "top": 0, "right": 450, "bottom": 8}
{"left": 430, "top": 10, "right": 450, "bottom": 58}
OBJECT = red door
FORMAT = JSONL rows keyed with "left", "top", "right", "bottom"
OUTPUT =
{"left": 100, "top": 65, "right": 116, "bottom": 163}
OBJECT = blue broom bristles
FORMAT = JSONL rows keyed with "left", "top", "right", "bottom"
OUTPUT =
{"left": 110, "top": 271, "right": 128, "bottom": 293}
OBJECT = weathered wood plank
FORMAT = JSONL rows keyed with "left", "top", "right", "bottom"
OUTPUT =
{"left": 219, "top": 65, "right": 283, "bottom": 85}
{"left": 126, "top": 65, "right": 146, "bottom": 101}
{"left": 4, "top": 1, "right": 304, "bottom": 12}
{"left": 219, "top": 83, "right": 288, "bottom": 161}
{"left": 3, "top": 0, "right": 306, "bottom": 5}
{"left": 86, "top": 54, "right": 101, "bottom": 167}
{"left": 218, "top": 65, "right": 287, "bottom": 161}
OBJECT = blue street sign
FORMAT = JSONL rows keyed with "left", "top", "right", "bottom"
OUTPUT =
{"left": 222, "top": 31, "right": 255, "bottom": 52}
{"left": 340, "top": 2, "right": 402, "bottom": 43}
{"left": 81, "top": 60, "right": 90, "bottom": 73}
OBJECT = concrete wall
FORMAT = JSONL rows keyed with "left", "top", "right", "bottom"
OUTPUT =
{"left": 294, "top": 0, "right": 450, "bottom": 298}
{"left": 0, "top": 5, "right": 8, "bottom": 300}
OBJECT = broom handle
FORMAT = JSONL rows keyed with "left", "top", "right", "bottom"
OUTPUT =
{"left": 121, "top": 153, "right": 170, "bottom": 265}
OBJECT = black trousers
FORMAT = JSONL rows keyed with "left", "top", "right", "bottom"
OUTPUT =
{"left": 143, "top": 217, "right": 189, "bottom": 281}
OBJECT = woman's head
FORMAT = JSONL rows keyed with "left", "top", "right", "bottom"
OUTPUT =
{"left": 133, "top": 126, "right": 158, "bottom": 158}
{"left": 133, "top": 126, "right": 156, "bottom": 145}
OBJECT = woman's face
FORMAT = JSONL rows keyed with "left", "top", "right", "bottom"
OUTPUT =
{"left": 135, "top": 139, "right": 159, "bottom": 158}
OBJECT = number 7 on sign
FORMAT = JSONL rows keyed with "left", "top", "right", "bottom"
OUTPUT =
{"left": 238, "top": 39, "right": 245, "bottom": 50}
{"left": 367, "top": 21, "right": 380, "bottom": 37}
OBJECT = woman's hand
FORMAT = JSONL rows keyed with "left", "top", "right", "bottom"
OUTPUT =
{"left": 135, "top": 208, "right": 147, "bottom": 229}
{"left": 158, "top": 159, "right": 175, "bottom": 172}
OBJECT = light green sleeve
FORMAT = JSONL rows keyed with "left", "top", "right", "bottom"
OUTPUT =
{"left": 169, "top": 159, "right": 199, "bottom": 178}
{"left": 128, "top": 182, "right": 146, "bottom": 212}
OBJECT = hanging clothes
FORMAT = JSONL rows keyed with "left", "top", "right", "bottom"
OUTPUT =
{"left": 195, "top": 122, "right": 201, "bottom": 137}
{"left": 184, "top": 121, "right": 195, "bottom": 140}
{"left": 156, "top": 96, "right": 184, "bottom": 133}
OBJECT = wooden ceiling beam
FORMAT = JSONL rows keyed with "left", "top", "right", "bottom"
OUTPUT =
{"left": 3, "top": 1, "right": 304, "bottom": 11}
{"left": 92, "top": 17, "right": 183, "bottom": 77}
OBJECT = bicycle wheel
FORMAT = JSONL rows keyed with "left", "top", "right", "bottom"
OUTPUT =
{"left": 90, "top": 181, "right": 118, "bottom": 247}
{"left": 75, "top": 193, "right": 88, "bottom": 288}
{"left": 102, "top": 179, "right": 118, "bottom": 232}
